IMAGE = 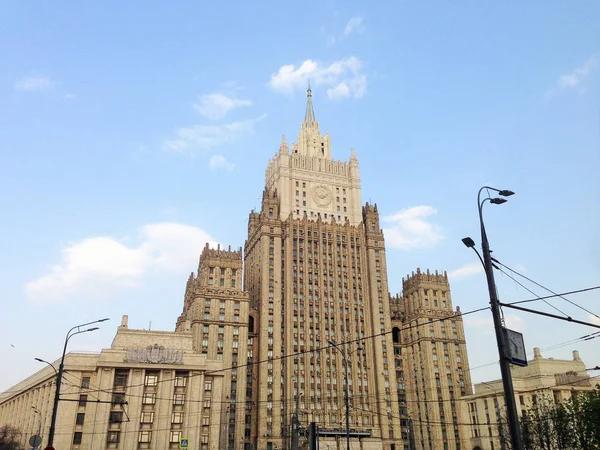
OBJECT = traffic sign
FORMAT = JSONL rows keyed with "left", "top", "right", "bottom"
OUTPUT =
{"left": 179, "top": 438, "right": 189, "bottom": 449}
{"left": 29, "top": 435, "right": 42, "bottom": 447}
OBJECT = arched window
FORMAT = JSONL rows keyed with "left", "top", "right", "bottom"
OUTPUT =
{"left": 392, "top": 327, "right": 401, "bottom": 344}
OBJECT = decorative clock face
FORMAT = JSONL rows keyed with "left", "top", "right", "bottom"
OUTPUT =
{"left": 312, "top": 184, "right": 332, "bottom": 207}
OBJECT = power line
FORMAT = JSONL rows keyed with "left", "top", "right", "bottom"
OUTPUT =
{"left": 495, "top": 265, "right": 570, "bottom": 318}
{"left": 493, "top": 259, "right": 600, "bottom": 320}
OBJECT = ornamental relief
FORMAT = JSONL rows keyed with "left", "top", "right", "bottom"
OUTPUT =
{"left": 125, "top": 344, "right": 183, "bottom": 365}
{"left": 312, "top": 184, "right": 332, "bottom": 207}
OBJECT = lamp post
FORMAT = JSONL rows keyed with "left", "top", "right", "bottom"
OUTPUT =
{"left": 43, "top": 318, "right": 109, "bottom": 448}
{"left": 293, "top": 391, "right": 304, "bottom": 450}
{"left": 328, "top": 340, "right": 364, "bottom": 450}
{"left": 31, "top": 406, "right": 42, "bottom": 448}
{"left": 463, "top": 186, "right": 523, "bottom": 450}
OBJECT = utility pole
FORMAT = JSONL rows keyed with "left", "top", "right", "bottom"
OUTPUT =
{"left": 475, "top": 186, "right": 523, "bottom": 450}
{"left": 293, "top": 392, "right": 304, "bottom": 450}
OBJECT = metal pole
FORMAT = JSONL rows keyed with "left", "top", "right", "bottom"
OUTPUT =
{"left": 478, "top": 190, "right": 523, "bottom": 450}
{"left": 47, "top": 335, "right": 69, "bottom": 447}
{"left": 344, "top": 352, "right": 350, "bottom": 450}
{"left": 293, "top": 393, "right": 300, "bottom": 450}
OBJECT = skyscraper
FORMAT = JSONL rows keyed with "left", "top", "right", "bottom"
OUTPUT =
{"left": 243, "top": 87, "right": 402, "bottom": 449}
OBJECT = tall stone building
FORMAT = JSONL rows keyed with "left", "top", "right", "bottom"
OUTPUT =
{"left": 243, "top": 87, "right": 402, "bottom": 449}
{"left": 0, "top": 89, "right": 475, "bottom": 450}
{"left": 390, "top": 268, "right": 473, "bottom": 450}
{"left": 175, "top": 244, "right": 251, "bottom": 449}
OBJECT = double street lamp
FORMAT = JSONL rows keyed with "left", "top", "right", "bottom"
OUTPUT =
{"left": 327, "top": 340, "right": 364, "bottom": 450}
{"left": 462, "top": 186, "right": 523, "bottom": 450}
{"left": 36, "top": 318, "right": 109, "bottom": 448}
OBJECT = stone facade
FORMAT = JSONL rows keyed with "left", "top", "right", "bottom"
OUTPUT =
{"left": 1, "top": 89, "right": 477, "bottom": 450}
{"left": 0, "top": 317, "right": 225, "bottom": 450}
{"left": 389, "top": 268, "right": 473, "bottom": 450}
{"left": 462, "top": 348, "right": 594, "bottom": 450}
{"left": 175, "top": 243, "right": 251, "bottom": 449}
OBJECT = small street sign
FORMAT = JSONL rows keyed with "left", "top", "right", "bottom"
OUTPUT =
{"left": 179, "top": 438, "right": 189, "bottom": 449}
{"left": 505, "top": 328, "right": 527, "bottom": 367}
{"left": 29, "top": 435, "right": 42, "bottom": 448}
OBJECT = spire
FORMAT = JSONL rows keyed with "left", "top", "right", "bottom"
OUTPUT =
{"left": 304, "top": 81, "right": 316, "bottom": 124}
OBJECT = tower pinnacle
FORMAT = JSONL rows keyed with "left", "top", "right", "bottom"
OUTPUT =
{"left": 304, "top": 81, "right": 317, "bottom": 124}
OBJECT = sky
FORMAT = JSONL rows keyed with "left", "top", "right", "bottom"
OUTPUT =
{"left": 1, "top": 1, "right": 599, "bottom": 392}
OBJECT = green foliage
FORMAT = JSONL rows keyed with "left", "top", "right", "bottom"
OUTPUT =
{"left": 520, "top": 386, "right": 600, "bottom": 450}
{"left": 0, "top": 425, "right": 22, "bottom": 450}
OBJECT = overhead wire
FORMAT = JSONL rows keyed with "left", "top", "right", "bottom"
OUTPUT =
{"left": 493, "top": 259, "right": 600, "bottom": 320}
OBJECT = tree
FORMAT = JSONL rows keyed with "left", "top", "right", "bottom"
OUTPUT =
{"left": 0, "top": 425, "right": 22, "bottom": 450}
{"left": 519, "top": 385, "right": 600, "bottom": 450}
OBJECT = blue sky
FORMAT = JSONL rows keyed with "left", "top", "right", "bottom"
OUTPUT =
{"left": 1, "top": 1, "right": 599, "bottom": 392}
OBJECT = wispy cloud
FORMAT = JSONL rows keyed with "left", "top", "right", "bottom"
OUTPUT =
{"left": 465, "top": 314, "right": 524, "bottom": 334}
{"left": 546, "top": 56, "right": 597, "bottom": 97}
{"left": 589, "top": 314, "right": 600, "bottom": 326}
{"left": 163, "top": 114, "right": 266, "bottom": 154}
{"left": 448, "top": 262, "right": 484, "bottom": 280}
{"left": 14, "top": 75, "right": 54, "bottom": 92}
{"left": 209, "top": 154, "right": 235, "bottom": 171}
{"left": 382, "top": 206, "right": 444, "bottom": 250}
{"left": 558, "top": 56, "right": 596, "bottom": 88}
{"left": 194, "top": 93, "right": 252, "bottom": 120}
{"left": 26, "top": 223, "right": 217, "bottom": 302}
{"left": 344, "top": 16, "right": 365, "bottom": 37}
{"left": 269, "top": 57, "right": 367, "bottom": 100}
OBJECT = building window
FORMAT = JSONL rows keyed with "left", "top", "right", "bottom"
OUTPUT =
{"left": 139, "top": 431, "right": 152, "bottom": 443}
{"left": 73, "top": 432, "right": 83, "bottom": 445}
{"left": 109, "top": 411, "right": 122, "bottom": 424}
{"left": 112, "top": 392, "right": 125, "bottom": 405}
{"left": 81, "top": 377, "right": 90, "bottom": 388}
{"left": 142, "top": 393, "right": 156, "bottom": 405}
{"left": 175, "top": 375, "right": 187, "bottom": 387}
{"left": 76, "top": 413, "right": 85, "bottom": 425}
{"left": 141, "top": 412, "right": 154, "bottom": 423}
{"left": 114, "top": 373, "right": 128, "bottom": 386}
{"left": 170, "top": 431, "right": 182, "bottom": 443}
{"left": 173, "top": 394, "right": 185, "bottom": 405}
{"left": 78, "top": 394, "right": 88, "bottom": 407}
{"left": 145, "top": 374, "right": 158, "bottom": 386}
{"left": 204, "top": 312, "right": 210, "bottom": 320}
{"left": 107, "top": 431, "right": 120, "bottom": 443}
{"left": 205, "top": 381, "right": 212, "bottom": 391}
{"left": 172, "top": 412, "right": 184, "bottom": 424}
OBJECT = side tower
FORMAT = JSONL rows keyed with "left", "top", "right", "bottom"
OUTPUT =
{"left": 401, "top": 268, "right": 473, "bottom": 450}
{"left": 175, "top": 244, "right": 250, "bottom": 450}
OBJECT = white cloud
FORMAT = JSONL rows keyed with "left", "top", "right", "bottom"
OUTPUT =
{"left": 465, "top": 313, "right": 525, "bottom": 334}
{"left": 194, "top": 93, "right": 252, "bottom": 120}
{"left": 382, "top": 206, "right": 444, "bottom": 250}
{"left": 25, "top": 223, "right": 217, "bottom": 302}
{"left": 14, "top": 75, "right": 54, "bottom": 92}
{"left": 558, "top": 56, "right": 596, "bottom": 88}
{"left": 344, "top": 16, "right": 365, "bottom": 37}
{"left": 209, "top": 154, "right": 235, "bottom": 171}
{"left": 589, "top": 314, "right": 600, "bottom": 326}
{"left": 163, "top": 114, "right": 267, "bottom": 154}
{"left": 448, "top": 262, "right": 484, "bottom": 280}
{"left": 268, "top": 57, "right": 367, "bottom": 99}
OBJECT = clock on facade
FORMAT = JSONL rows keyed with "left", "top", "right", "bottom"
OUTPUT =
{"left": 505, "top": 328, "right": 527, "bottom": 367}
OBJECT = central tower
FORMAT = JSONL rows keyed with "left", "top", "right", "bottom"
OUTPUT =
{"left": 244, "top": 88, "right": 401, "bottom": 450}
{"left": 264, "top": 85, "right": 362, "bottom": 226}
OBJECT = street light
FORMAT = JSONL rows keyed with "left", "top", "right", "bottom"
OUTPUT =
{"left": 328, "top": 340, "right": 364, "bottom": 450}
{"left": 45, "top": 318, "right": 109, "bottom": 447}
{"left": 34, "top": 358, "right": 58, "bottom": 375}
{"left": 462, "top": 186, "right": 523, "bottom": 450}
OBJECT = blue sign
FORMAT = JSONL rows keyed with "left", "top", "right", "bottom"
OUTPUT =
{"left": 179, "top": 438, "right": 189, "bottom": 449}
